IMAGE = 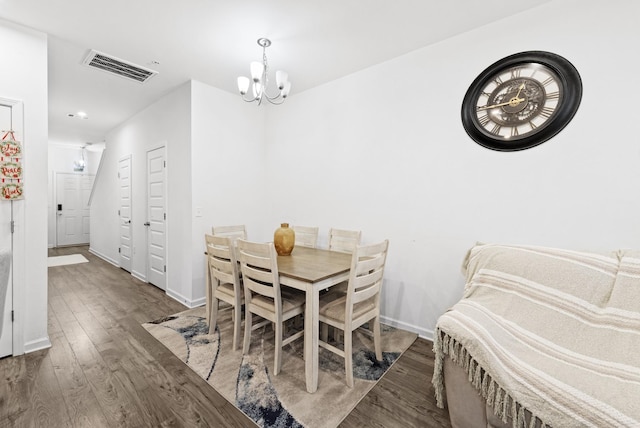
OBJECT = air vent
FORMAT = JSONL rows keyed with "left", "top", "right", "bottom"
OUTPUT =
{"left": 82, "top": 50, "right": 158, "bottom": 83}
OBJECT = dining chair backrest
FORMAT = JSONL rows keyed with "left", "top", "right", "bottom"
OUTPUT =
{"left": 293, "top": 225, "right": 319, "bottom": 248}
{"left": 328, "top": 228, "right": 361, "bottom": 253}
{"left": 212, "top": 224, "right": 247, "bottom": 243}
{"left": 346, "top": 239, "right": 389, "bottom": 312}
{"left": 205, "top": 234, "right": 240, "bottom": 289}
{"left": 236, "top": 239, "right": 281, "bottom": 309}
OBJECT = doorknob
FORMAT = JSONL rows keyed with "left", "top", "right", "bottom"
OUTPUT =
{"left": 144, "top": 222, "right": 150, "bottom": 226}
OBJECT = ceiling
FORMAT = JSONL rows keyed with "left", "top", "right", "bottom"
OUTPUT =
{"left": 0, "top": 0, "right": 551, "bottom": 147}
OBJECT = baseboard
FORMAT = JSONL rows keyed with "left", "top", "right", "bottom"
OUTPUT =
{"left": 380, "top": 315, "right": 434, "bottom": 342}
{"left": 24, "top": 336, "right": 52, "bottom": 354}
{"left": 88, "top": 247, "right": 119, "bottom": 267}
{"left": 131, "top": 270, "right": 146, "bottom": 283}
{"left": 165, "top": 288, "right": 204, "bottom": 309}
{"left": 191, "top": 296, "right": 206, "bottom": 308}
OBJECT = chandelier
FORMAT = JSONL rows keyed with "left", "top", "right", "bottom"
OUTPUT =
{"left": 237, "top": 38, "right": 291, "bottom": 105}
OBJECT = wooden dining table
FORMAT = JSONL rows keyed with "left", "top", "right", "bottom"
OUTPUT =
{"left": 277, "top": 246, "right": 352, "bottom": 393}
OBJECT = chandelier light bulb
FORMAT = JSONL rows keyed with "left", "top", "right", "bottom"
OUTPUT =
{"left": 276, "top": 70, "right": 288, "bottom": 90}
{"left": 281, "top": 81, "right": 291, "bottom": 98}
{"left": 253, "top": 81, "right": 262, "bottom": 98}
{"left": 237, "top": 76, "right": 250, "bottom": 95}
{"left": 250, "top": 61, "right": 264, "bottom": 83}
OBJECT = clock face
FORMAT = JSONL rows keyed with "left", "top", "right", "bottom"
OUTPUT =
{"left": 461, "top": 51, "right": 582, "bottom": 151}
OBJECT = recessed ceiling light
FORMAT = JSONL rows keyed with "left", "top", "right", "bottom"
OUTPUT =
{"left": 67, "top": 111, "right": 89, "bottom": 119}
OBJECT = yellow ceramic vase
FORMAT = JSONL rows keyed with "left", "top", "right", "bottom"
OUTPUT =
{"left": 274, "top": 223, "right": 295, "bottom": 256}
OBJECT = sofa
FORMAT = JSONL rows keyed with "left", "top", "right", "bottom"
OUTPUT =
{"left": 432, "top": 243, "right": 640, "bottom": 428}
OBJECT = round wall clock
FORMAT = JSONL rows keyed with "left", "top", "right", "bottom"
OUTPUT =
{"left": 461, "top": 51, "right": 582, "bottom": 151}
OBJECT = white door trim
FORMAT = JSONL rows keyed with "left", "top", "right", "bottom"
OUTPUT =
{"left": 0, "top": 96, "right": 24, "bottom": 356}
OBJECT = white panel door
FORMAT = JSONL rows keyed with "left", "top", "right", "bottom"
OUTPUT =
{"left": 146, "top": 147, "right": 166, "bottom": 290}
{"left": 118, "top": 156, "right": 132, "bottom": 272}
{"left": 55, "top": 173, "right": 94, "bottom": 246}
{"left": 0, "top": 103, "right": 13, "bottom": 357}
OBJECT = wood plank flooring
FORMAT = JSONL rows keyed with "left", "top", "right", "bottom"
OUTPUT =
{"left": 0, "top": 246, "right": 452, "bottom": 427}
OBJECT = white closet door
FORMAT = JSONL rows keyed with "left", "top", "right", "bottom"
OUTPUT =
{"left": 118, "top": 155, "right": 132, "bottom": 272}
{"left": 146, "top": 147, "right": 166, "bottom": 290}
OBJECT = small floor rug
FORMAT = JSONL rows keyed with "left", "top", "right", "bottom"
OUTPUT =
{"left": 143, "top": 306, "right": 417, "bottom": 428}
{"left": 47, "top": 254, "right": 89, "bottom": 267}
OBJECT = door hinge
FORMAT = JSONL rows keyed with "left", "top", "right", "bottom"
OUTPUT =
{"left": 118, "top": 209, "right": 120, "bottom": 216}
{"left": 10, "top": 220, "right": 14, "bottom": 234}
{"left": 163, "top": 265, "right": 166, "bottom": 272}
{"left": 163, "top": 213, "right": 166, "bottom": 220}
{"left": 163, "top": 161, "right": 166, "bottom": 168}
{"left": 11, "top": 310, "right": 14, "bottom": 322}
{"left": 118, "top": 247, "right": 121, "bottom": 253}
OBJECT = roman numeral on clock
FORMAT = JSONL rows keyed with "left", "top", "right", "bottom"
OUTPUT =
{"left": 542, "top": 77, "right": 554, "bottom": 87}
{"left": 477, "top": 113, "right": 490, "bottom": 127}
{"left": 540, "top": 107, "right": 555, "bottom": 119}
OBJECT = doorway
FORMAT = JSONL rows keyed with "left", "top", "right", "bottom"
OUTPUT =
{"left": 55, "top": 172, "right": 94, "bottom": 247}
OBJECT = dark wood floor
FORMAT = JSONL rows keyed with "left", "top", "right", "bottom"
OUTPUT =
{"left": 0, "top": 246, "right": 452, "bottom": 427}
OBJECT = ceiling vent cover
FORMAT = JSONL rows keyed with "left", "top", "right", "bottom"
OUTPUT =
{"left": 82, "top": 50, "right": 158, "bottom": 83}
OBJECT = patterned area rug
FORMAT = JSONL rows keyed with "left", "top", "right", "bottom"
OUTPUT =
{"left": 143, "top": 306, "right": 417, "bottom": 428}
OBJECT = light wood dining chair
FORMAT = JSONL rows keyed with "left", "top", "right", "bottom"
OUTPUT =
{"left": 327, "top": 228, "right": 362, "bottom": 296}
{"left": 318, "top": 239, "right": 389, "bottom": 387}
{"left": 293, "top": 225, "right": 319, "bottom": 248}
{"left": 205, "top": 234, "right": 243, "bottom": 350}
{"left": 212, "top": 224, "right": 247, "bottom": 242}
{"left": 328, "top": 228, "right": 361, "bottom": 253}
{"left": 237, "top": 239, "right": 305, "bottom": 376}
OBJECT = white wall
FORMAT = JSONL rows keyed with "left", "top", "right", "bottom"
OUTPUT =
{"left": 190, "top": 80, "right": 266, "bottom": 303}
{"left": 0, "top": 19, "right": 49, "bottom": 353}
{"left": 47, "top": 144, "right": 102, "bottom": 247}
{"left": 265, "top": 0, "right": 640, "bottom": 337}
{"left": 91, "top": 82, "right": 191, "bottom": 303}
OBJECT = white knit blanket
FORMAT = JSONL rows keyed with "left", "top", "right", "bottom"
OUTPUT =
{"left": 432, "top": 243, "right": 640, "bottom": 428}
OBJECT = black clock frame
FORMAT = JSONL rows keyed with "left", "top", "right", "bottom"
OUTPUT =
{"left": 461, "top": 51, "right": 582, "bottom": 152}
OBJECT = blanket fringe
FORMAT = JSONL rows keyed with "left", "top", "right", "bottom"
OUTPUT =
{"left": 431, "top": 328, "right": 548, "bottom": 428}
{"left": 486, "top": 379, "right": 496, "bottom": 407}
{"left": 431, "top": 327, "right": 446, "bottom": 408}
